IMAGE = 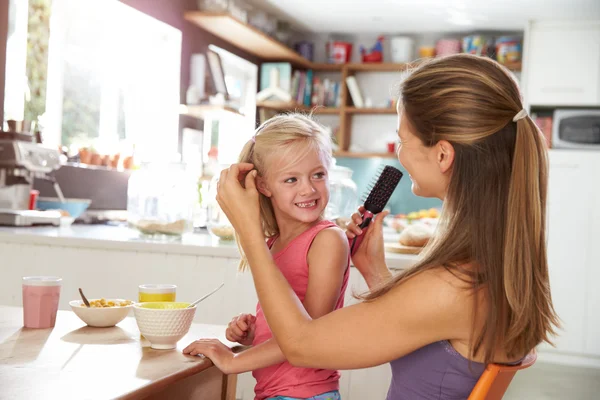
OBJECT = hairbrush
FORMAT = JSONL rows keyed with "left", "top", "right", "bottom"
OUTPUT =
{"left": 350, "top": 165, "right": 403, "bottom": 256}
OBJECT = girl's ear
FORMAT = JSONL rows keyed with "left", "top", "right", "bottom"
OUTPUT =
{"left": 256, "top": 176, "right": 272, "bottom": 197}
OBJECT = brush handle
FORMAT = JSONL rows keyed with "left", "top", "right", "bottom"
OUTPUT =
{"left": 350, "top": 210, "right": 374, "bottom": 256}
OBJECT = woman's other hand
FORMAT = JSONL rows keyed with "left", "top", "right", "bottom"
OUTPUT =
{"left": 346, "top": 207, "right": 392, "bottom": 288}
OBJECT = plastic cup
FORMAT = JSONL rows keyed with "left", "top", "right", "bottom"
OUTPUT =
{"left": 138, "top": 284, "right": 177, "bottom": 303}
{"left": 22, "top": 276, "right": 62, "bottom": 328}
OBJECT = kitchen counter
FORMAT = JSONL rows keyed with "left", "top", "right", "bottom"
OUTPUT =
{"left": 0, "top": 306, "right": 237, "bottom": 400}
{"left": 0, "top": 224, "right": 417, "bottom": 270}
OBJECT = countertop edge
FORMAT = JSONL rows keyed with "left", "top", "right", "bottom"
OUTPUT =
{"left": 0, "top": 229, "right": 241, "bottom": 258}
{"left": 0, "top": 227, "right": 418, "bottom": 269}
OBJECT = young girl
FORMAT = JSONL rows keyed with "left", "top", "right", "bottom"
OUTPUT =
{"left": 183, "top": 114, "right": 350, "bottom": 400}
{"left": 213, "top": 54, "right": 560, "bottom": 399}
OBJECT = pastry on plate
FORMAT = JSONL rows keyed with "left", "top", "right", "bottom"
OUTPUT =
{"left": 398, "top": 223, "right": 434, "bottom": 247}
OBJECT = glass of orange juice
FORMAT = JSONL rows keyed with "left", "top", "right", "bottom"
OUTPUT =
{"left": 138, "top": 284, "right": 177, "bottom": 303}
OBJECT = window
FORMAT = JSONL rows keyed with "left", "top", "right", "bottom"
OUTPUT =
{"left": 44, "top": 0, "right": 182, "bottom": 161}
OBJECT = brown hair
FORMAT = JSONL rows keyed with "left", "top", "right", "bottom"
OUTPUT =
{"left": 235, "top": 113, "right": 333, "bottom": 271}
{"left": 364, "top": 54, "right": 559, "bottom": 363}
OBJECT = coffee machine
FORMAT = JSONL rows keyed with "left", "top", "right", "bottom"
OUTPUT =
{"left": 0, "top": 131, "right": 62, "bottom": 226}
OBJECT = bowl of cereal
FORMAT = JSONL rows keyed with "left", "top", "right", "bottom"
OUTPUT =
{"left": 69, "top": 298, "right": 133, "bottom": 328}
{"left": 132, "top": 302, "right": 196, "bottom": 349}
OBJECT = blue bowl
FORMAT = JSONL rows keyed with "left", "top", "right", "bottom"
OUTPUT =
{"left": 36, "top": 197, "right": 92, "bottom": 219}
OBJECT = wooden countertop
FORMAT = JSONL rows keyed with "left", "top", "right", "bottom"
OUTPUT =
{"left": 0, "top": 306, "right": 233, "bottom": 400}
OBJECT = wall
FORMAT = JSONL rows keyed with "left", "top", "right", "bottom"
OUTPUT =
{"left": 0, "top": 0, "right": 9, "bottom": 125}
{"left": 335, "top": 156, "right": 442, "bottom": 215}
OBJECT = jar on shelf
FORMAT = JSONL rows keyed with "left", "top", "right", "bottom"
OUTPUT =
{"left": 127, "top": 162, "right": 197, "bottom": 241}
{"left": 206, "top": 174, "right": 235, "bottom": 241}
{"left": 326, "top": 163, "right": 359, "bottom": 227}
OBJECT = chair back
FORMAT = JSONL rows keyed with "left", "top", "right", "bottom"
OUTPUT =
{"left": 468, "top": 351, "right": 537, "bottom": 400}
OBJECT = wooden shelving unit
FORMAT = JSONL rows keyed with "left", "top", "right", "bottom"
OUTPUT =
{"left": 256, "top": 101, "right": 340, "bottom": 115}
{"left": 184, "top": 12, "right": 412, "bottom": 73}
{"left": 179, "top": 104, "right": 244, "bottom": 119}
{"left": 185, "top": 11, "right": 521, "bottom": 158}
{"left": 184, "top": 12, "right": 312, "bottom": 68}
{"left": 334, "top": 151, "right": 397, "bottom": 159}
{"left": 346, "top": 107, "right": 396, "bottom": 114}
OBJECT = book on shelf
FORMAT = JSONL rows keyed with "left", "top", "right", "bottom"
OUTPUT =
{"left": 345, "top": 76, "right": 364, "bottom": 108}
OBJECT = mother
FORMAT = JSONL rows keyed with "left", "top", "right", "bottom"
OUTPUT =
{"left": 216, "top": 54, "right": 559, "bottom": 399}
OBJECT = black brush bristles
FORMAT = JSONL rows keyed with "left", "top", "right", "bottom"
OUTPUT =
{"left": 350, "top": 165, "right": 403, "bottom": 256}
{"left": 363, "top": 165, "right": 403, "bottom": 214}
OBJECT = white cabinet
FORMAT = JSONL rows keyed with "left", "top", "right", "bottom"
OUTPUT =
{"left": 544, "top": 151, "right": 592, "bottom": 354}
{"left": 585, "top": 169, "right": 600, "bottom": 357}
{"left": 544, "top": 150, "right": 600, "bottom": 363}
{"left": 524, "top": 21, "right": 600, "bottom": 106}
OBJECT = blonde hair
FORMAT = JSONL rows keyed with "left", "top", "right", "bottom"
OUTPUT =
{"left": 363, "top": 54, "right": 559, "bottom": 364}
{"left": 235, "top": 113, "right": 333, "bottom": 271}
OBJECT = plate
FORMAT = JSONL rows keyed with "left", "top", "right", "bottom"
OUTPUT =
{"left": 384, "top": 243, "right": 423, "bottom": 254}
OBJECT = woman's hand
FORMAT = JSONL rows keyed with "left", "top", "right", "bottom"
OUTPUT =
{"left": 225, "top": 313, "right": 256, "bottom": 346}
{"left": 216, "top": 163, "right": 261, "bottom": 239}
{"left": 345, "top": 207, "right": 392, "bottom": 288}
{"left": 183, "top": 339, "right": 237, "bottom": 375}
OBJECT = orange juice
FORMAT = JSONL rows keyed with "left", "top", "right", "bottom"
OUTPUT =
{"left": 138, "top": 284, "right": 176, "bottom": 303}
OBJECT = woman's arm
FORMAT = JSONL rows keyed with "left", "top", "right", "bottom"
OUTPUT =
{"left": 243, "top": 232, "right": 467, "bottom": 369}
{"left": 216, "top": 165, "right": 469, "bottom": 370}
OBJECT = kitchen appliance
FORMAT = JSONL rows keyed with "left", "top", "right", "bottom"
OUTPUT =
{"left": 552, "top": 109, "right": 600, "bottom": 149}
{"left": 0, "top": 131, "right": 62, "bottom": 226}
{"left": 34, "top": 163, "right": 132, "bottom": 223}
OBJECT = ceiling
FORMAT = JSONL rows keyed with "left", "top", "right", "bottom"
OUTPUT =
{"left": 246, "top": 0, "right": 600, "bottom": 33}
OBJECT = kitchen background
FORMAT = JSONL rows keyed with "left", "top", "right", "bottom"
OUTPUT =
{"left": 1, "top": 1, "right": 600, "bottom": 399}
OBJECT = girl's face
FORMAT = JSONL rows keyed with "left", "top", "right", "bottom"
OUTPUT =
{"left": 258, "top": 149, "right": 329, "bottom": 226}
{"left": 396, "top": 106, "right": 453, "bottom": 200}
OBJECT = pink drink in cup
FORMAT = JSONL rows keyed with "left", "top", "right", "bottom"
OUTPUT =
{"left": 22, "top": 276, "right": 62, "bottom": 328}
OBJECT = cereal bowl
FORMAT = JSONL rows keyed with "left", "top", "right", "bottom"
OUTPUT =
{"left": 69, "top": 299, "right": 133, "bottom": 328}
{"left": 132, "top": 302, "right": 196, "bottom": 350}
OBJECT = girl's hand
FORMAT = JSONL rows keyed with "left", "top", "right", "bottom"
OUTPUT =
{"left": 216, "top": 163, "right": 262, "bottom": 239}
{"left": 183, "top": 339, "right": 236, "bottom": 375}
{"left": 345, "top": 207, "right": 391, "bottom": 288}
{"left": 225, "top": 313, "right": 256, "bottom": 346}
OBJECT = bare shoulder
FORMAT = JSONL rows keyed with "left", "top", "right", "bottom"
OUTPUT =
{"left": 310, "top": 225, "right": 349, "bottom": 253}
{"left": 307, "top": 226, "right": 349, "bottom": 270}
{"left": 381, "top": 267, "right": 475, "bottom": 339}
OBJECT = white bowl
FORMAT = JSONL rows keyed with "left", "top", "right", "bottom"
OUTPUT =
{"left": 132, "top": 302, "right": 196, "bottom": 350}
{"left": 69, "top": 299, "right": 133, "bottom": 328}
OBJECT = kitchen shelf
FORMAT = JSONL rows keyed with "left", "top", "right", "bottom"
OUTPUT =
{"left": 179, "top": 104, "right": 244, "bottom": 119}
{"left": 184, "top": 12, "right": 411, "bottom": 73}
{"left": 345, "top": 63, "right": 411, "bottom": 72}
{"left": 334, "top": 151, "right": 397, "bottom": 159}
{"left": 346, "top": 107, "right": 397, "bottom": 114}
{"left": 257, "top": 101, "right": 340, "bottom": 114}
{"left": 184, "top": 12, "right": 312, "bottom": 68}
{"left": 501, "top": 60, "right": 522, "bottom": 72}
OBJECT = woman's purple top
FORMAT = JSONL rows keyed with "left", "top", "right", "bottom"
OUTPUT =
{"left": 386, "top": 340, "right": 485, "bottom": 399}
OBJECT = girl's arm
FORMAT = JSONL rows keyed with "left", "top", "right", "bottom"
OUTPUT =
{"left": 185, "top": 227, "right": 349, "bottom": 373}
{"left": 232, "top": 227, "right": 349, "bottom": 372}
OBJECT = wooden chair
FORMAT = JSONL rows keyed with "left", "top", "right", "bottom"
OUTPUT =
{"left": 468, "top": 351, "right": 537, "bottom": 400}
